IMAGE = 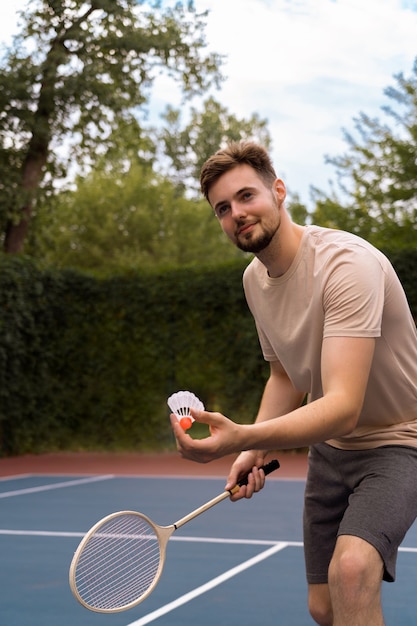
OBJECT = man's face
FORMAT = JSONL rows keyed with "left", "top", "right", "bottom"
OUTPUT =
{"left": 208, "top": 164, "right": 284, "bottom": 253}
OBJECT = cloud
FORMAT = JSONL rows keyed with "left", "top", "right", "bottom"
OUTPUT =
{"left": 1, "top": 0, "right": 417, "bottom": 205}
{"left": 191, "top": 0, "right": 417, "bottom": 202}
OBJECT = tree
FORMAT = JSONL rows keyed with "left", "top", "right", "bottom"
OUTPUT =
{"left": 29, "top": 95, "right": 275, "bottom": 273}
{"left": 287, "top": 193, "right": 309, "bottom": 226}
{"left": 33, "top": 146, "right": 246, "bottom": 274}
{"left": 158, "top": 96, "right": 272, "bottom": 194}
{"left": 0, "top": 0, "right": 223, "bottom": 253}
{"left": 310, "top": 58, "right": 417, "bottom": 250}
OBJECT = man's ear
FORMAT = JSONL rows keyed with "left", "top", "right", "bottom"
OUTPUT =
{"left": 274, "top": 178, "right": 286, "bottom": 202}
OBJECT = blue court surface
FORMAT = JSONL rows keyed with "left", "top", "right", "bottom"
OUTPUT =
{"left": 0, "top": 471, "right": 416, "bottom": 625}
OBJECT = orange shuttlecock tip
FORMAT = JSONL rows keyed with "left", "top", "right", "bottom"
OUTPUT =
{"left": 179, "top": 416, "right": 193, "bottom": 431}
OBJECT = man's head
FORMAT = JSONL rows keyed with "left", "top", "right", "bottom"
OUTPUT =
{"left": 200, "top": 142, "right": 286, "bottom": 255}
{"left": 200, "top": 142, "right": 277, "bottom": 203}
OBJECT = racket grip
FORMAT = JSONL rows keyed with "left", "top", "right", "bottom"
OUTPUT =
{"left": 237, "top": 458, "right": 280, "bottom": 487}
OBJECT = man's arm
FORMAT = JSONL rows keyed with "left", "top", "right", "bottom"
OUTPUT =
{"left": 171, "top": 336, "right": 375, "bottom": 463}
{"left": 225, "top": 359, "right": 305, "bottom": 495}
{"left": 255, "top": 359, "right": 306, "bottom": 423}
{"left": 249, "top": 335, "right": 375, "bottom": 448}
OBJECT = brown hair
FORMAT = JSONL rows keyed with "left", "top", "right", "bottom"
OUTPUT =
{"left": 200, "top": 141, "right": 277, "bottom": 202}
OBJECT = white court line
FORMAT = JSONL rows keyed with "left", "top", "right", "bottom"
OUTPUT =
{"left": 2, "top": 527, "right": 414, "bottom": 555}
{"left": 0, "top": 529, "right": 303, "bottom": 548}
{"left": 173, "top": 535, "right": 291, "bottom": 548}
{"left": 125, "top": 542, "right": 289, "bottom": 626}
{"left": 170, "top": 536, "right": 281, "bottom": 546}
{"left": 0, "top": 474, "right": 114, "bottom": 498}
{"left": 0, "top": 529, "right": 85, "bottom": 538}
{"left": 399, "top": 547, "right": 417, "bottom": 553}
{"left": 1, "top": 524, "right": 415, "bottom": 553}
{"left": 122, "top": 540, "right": 417, "bottom": 626}
{"left": 0, "top": 474, "right": 32, "bottom": 481}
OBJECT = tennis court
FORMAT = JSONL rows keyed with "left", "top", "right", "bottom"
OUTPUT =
{"left": 0, "top": 453, "right": 416, "bottom": 625}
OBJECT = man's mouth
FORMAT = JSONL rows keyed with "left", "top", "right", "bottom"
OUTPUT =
{"left": 237, "top": 222, "right": 256, "bottom": 237}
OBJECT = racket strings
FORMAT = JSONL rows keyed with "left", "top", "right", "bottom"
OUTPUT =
{"left": 74, "top": 514, "right": 161, "bottom": 611}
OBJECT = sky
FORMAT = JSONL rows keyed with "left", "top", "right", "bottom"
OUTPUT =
{"left": 2, "top": 0, "right": 417, "bottom": 207}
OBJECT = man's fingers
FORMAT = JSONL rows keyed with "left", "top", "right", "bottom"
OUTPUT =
{"left": 228, "top": 465, "right": 266, "bottom": 499}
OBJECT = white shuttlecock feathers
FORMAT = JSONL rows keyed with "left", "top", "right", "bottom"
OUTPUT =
{"left": 167, "top": 390, "right": 204, "bottom": 430}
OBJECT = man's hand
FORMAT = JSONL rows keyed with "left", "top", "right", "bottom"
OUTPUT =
{"left": 170, "top": 412, "right": 268, "bottom": 499}
{"left": 170, "top": 408, "right": 243, "bottom": 463}
{"left": 226, "top": 450, "right": 267, "bottom": 501}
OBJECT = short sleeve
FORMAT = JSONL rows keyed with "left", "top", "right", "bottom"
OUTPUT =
{"left": 322, "top": 246, "right": 385, "bottom": 338}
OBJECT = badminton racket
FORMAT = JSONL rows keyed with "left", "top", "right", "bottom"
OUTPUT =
{"left": 69, "top": 458, "right": 279, "bottom": 613}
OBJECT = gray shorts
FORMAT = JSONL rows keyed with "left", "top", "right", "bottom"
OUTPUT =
{"left": 303, "top": 442, "right": 417, "bottom": 584}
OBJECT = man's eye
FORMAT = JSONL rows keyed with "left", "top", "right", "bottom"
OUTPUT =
{"left": 215, "top": 205, "right": 230, "bottom": 218}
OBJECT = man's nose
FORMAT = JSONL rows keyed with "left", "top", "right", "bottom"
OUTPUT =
{"left": 230, "top": 201, "right": 247, "bottom": 219}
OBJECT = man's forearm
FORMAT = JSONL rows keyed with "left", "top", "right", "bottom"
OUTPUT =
{"left": 241, "top": 390, "right": 359, "bottom": 452}
{"left": 254, "top": 367, "right": 305, "bottom": 424}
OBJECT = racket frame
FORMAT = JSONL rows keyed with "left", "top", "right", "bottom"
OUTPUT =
{"left": 69, "top": 510, "right": 174, "bottom": 613}
{"left": 69, "top": 460, "right": 279, "bottom": 613}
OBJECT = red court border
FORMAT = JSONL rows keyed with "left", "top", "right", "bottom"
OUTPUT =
{"left": 0, "top": 451, "right": 308, "bottom": 479}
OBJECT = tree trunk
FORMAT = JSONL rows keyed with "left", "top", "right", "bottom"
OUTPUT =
{"left": 3, "top": 205, "right": 32, "bottom": 254}
{"left": 3, "top": 153, "right": 44, "bottom": 254}
{"left": 3, "top": 26, "right": 73, "bottom": 254}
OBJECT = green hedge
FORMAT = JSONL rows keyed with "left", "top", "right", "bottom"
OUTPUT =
{"left": 0, "top": 258, "right": 268, "bottom": 455}
{"left": 384, "top": 248, "right": 417, "bottom": 320}
{"left": 0, "top": 248, "right": 416, "bottom": 456}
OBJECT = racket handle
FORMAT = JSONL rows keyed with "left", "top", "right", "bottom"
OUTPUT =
{"left": 175, "top": 459, "right": 281, "bottom": 528}
{"left": 237, "top": 458, "right": 280, "bottom": 487}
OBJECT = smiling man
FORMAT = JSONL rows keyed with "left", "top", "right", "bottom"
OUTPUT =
{"left": 170, "top": 141, "right": 417, "bottom": 626}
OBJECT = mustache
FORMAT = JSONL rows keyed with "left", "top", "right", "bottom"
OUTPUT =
{"left": 235, "top": 219, "right": 254, "bottom": 235}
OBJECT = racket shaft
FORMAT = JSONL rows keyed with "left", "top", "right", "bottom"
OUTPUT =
{"left": 174, "top": 459, "right": 280, "bottom": 529}
{"left": 174, "top": 490, "right": 231, "bottom": 529}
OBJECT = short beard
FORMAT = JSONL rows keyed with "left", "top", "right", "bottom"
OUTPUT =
{"left": 236, "top": 228, "right": 277, "bottom": 253}
{"left": 236, "top": 190, "right": 281, "bottom": 253}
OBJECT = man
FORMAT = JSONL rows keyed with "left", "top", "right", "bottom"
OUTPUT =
{"left": 170, "top": 142, "right": 417, "bottom": 626}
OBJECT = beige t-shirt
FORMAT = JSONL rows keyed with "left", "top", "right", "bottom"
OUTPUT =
{"left": 243, "top": 226, "right": 417, "bottom": 450}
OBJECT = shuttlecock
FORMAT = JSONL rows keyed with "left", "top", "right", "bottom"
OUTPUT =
{"left": 167, "top": 390, "right": 204, "bottom": 430}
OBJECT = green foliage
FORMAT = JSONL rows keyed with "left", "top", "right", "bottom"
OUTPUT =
{"left": 384, "top": 248, "right": 417, "bottom": 320}
{"left": 159, "top": 96, "right": 272, "bottom": 194}
{"left": 311, "top": 58, "right": 417, "bottom": 250}
{"left": 287, "top": 195, "right": 310, "bottom": 225}
{"left": 0, "top": 0, "right": 223, "bottom": 250}
{"left": 0, "top": 257, "right": 60, "bottom": 453}
{"left": 30, "top": 161, "right": 246, "bottom": 273}
{"left": 25, "top": 94, "right": 273, "bottom": 272}
{"left": 0, "top": 258, "right": 268, "bottom": 456}
{"left": 0, "top": 251, "right": 415, "bottom": 456}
